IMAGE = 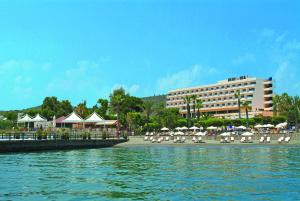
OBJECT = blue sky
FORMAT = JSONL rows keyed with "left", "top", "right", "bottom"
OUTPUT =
{"left": 1, "top": 0, "right": 300, "bottom": 110}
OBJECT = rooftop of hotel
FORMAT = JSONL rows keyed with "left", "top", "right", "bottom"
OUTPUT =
{"left": 168, "top": 76, "right": 272, "bottom": 93}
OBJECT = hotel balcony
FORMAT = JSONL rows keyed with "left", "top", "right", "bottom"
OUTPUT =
{"left": 264, "top": 87, "right": 273, "bottom": 91}
{"left": 264, "top": 94, "right": 273, "bottom": 98}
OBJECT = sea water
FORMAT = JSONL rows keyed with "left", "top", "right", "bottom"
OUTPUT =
{"left": 1, "top": 145, "right": 300, "bottom": 200}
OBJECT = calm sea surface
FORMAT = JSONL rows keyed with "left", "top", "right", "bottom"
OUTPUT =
{"left": 1, "top": 145, "right": 300, "bottom": 201}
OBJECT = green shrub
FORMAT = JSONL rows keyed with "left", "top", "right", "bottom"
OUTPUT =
{"left": 102, "top": 131, "right": 109, "bottom": 140}
{"left": 60, "top": 128, "right": 70, "bottom": 140}
{"left": 82, "top": 132, "right": 91, "bottom": 140}
{"left": 36, "top": 129, "right": 43, "bottom": 140}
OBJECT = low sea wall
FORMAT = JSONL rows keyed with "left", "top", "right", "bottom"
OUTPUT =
{"left": 0, "top": 139, "right": 128, "bottom": 153}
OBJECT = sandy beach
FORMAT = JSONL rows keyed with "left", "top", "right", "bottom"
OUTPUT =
{"left": 117, "top": 134, "right": 300, "bottom": 147}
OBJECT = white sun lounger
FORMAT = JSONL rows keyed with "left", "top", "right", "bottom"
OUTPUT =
{"left": 240, "top": 137, "right": 246, "bottom": 143}
{"left": 165, "top": 136, "right": 169, "bottom": 141}
{"left": 144, "top": 136, "right": 149, "bottom": 141}
{"left": 259, "top": 137, "right": 265, "bottom": 143}
{"left": 266, "top": 137, "right": 271, "bottom": 143}
{"left": 278, "top": 137, "right": 284, "bottom": 143}
{"left": 248, "top": 137, "right": 253, "bottom": 143}
{"left": 230, "top": 137, "right": 235, "bottom": 142}
{"left": 192, "top": 136, "right": 196, "bottom": 142}
{"left": 181, "top": 137, "right": 186, "bottom": 143}
{"left": 284, "top": 136, "right": 291, "bottom": 143}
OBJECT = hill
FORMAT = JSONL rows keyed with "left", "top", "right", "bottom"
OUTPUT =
{"left": 141, "top": 94, "right": 166, "bottom": 106}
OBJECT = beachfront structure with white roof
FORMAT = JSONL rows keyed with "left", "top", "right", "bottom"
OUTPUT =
{"left": 166, "top": 76, "right": 273, "bottom": 119}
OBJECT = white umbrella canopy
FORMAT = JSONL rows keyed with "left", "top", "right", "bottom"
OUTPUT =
{"left": 242, "top": 132, "right": 254, "bottom": 136}
{"left": 32, "top": 114, "right": 47, "bottom": 122}
{"left": 18, "top": 114, "right": 34, "bottom": 123}
{"left": 207, "top": 126, "right": 217, "bottom": 130}
{"left": 161, "top": 127, "right": 169, "bottom": 131}
{"left": 52, "top": 115, "right": 56, "bottom": 128}
{"left": 220, "top": 132, "right": 231, "bottom": 137}
{"left": 265, "top": 124, "right": 274, "bottom": 128}
{"left": 236, "top": 125, "right": 247, "bottom": 130}
{"left": 175, "top": 127, "right": 182, "bottom": 130}
{"left": 181, "top": 126, "right": 189, "bottom": 130}
{"left": 195, "top": 132, "right": 206, "bottom": 136}
{"left": 189, "top": 126, "right": 199, "bottom": 130}
{"left": 175, "top": 131, "right": 184, "bottom": 135}
{"left": 254, "top": 124, "right": 263, "bottom": 129}
{"left": 276, "top": 122, "right": 287, "bottom": 128}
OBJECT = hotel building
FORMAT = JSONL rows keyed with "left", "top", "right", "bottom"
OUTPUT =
{"left": 166, "top": 76, "right": 273, "bottom": 119}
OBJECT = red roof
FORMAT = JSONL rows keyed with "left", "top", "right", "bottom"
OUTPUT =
{"left": 56, "top": 116, "right": 66, "bottom": 123}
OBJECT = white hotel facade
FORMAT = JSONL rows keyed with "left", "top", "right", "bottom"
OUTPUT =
{"left": 166, "top": 76, "right": 273, "bottom": 119}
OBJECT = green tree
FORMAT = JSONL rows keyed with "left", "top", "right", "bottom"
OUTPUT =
{"left": 234, "top": 90, "right": 241, "bottom": 119}
{"left": 161, "top": 108, "right": 181, "bottom": 129}
{"left": 190, "top": 94, "right": 197, "bottom": 118}
{"left": 126, "top": 112, "right": 142, "bottom": 133}
{"left": 110, "top": 88, "right": 127, "bottom": 129}
{"left": 58, "top": 100, "right": 73, "bottom": 117}
{"left": 183, "top": 95, "right": 192, "bottom": 126}
{"left": 195, "top": 99, "right": 203, "bottom": 119}
{"left": 242, "top": 101, "right": 251, "bottom": 127}
{"left": 143, "top": 101, "right": 154, "bottom": 130}
{"left": 75, "top": 100, "right": 89, "bottom": 118}
{"left": 97, "top": 98, "right": 109, "bottom": 117}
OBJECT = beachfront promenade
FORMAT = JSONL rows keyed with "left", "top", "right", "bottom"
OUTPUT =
{"left": 0, "top": 131, "right": 127, "bottom": 152}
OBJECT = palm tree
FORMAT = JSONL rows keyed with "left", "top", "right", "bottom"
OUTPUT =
{"left": 290, "top": 96, "right": 300, "bottom": 132}
{"left": 195, "top": 99, "right": 203, "bottom": 119}
{"left": 183, "top": 95, "right": 191, "bottom": 124}
{"left": 190, "top": 94, "right": 197, "bottom": 118}
{"left": 235, "top": 90, "right": 241, "bottom": 119}
{"left": 242, "top": 101, "right": 251, "bottom": 127}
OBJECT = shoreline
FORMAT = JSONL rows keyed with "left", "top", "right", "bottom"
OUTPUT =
{"left": 116, "top": 135, "right": 300, "bottom": 147}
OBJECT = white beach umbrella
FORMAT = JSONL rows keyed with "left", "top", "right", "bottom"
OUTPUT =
{"left": 181, "top": 126, "right": 189, "bottom": 130}
{"left": 161, "top": 127, "right": 169, "bottom": 131}
{"left": 254, "top": 124, "right": 263, "bottom": 129}
{"left": 265, "top": 124, "right": 274, "bottom": 128}
{"left": 207, "top": 126, "right": 217, "bottom": 130}
{"left": 175, "top": 131, "right": 184, "bottom": 135}
{"left": 189, "top": 126, "right": 199, "bottom": 130}
{"left": 220, "top": 132, "right": 231, "bottom": 137}
{"left": 276, "top": 122, "right": 287, "bottom": 128}
{"left": 236, "top": 125, "right": 247, "bottom": 130}
{"left": 242, "top": 132, "right": 254, "bottom": 136}
{"left": 175, "top": 127, "right": 182, "bottom": 130}
{"left": 52, "top": 115, "right": 56, "bottom": 128}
